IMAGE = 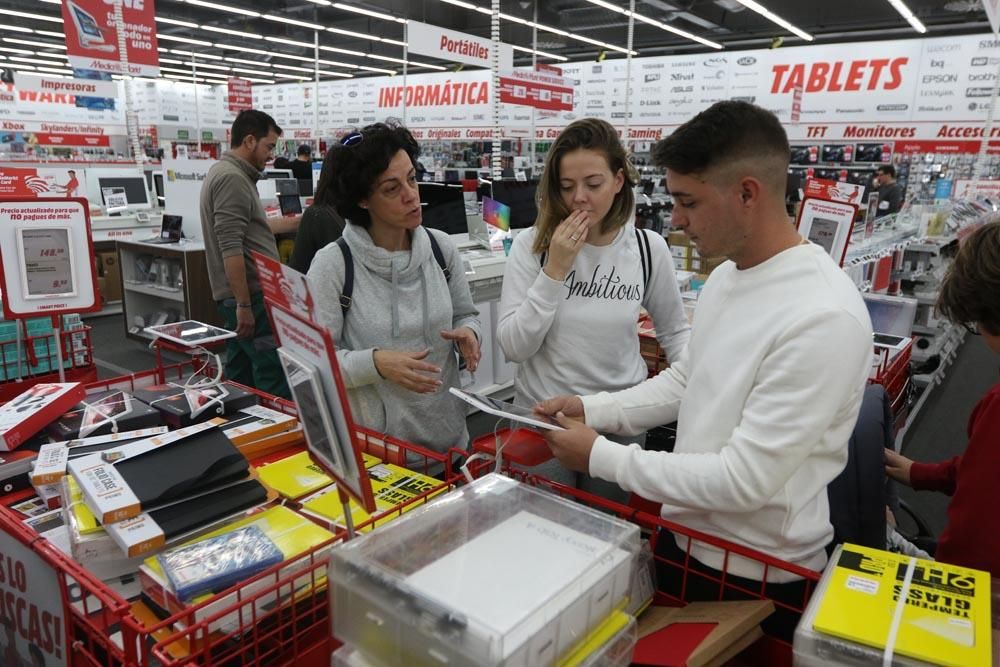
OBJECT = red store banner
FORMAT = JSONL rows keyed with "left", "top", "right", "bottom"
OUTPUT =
{"left": 227, "top": 78, "right": 253, "bottom": 113}
{"left": 61, "top": 0, "right": 160, "bottom": 77}
{"left": 499, "top": 68, "right": 574, "bottom": 112}
{"left": 33, "top": 133, "right": 110, "bottom": 147}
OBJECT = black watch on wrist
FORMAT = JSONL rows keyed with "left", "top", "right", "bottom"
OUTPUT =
{"left": 236, "top": 302, "right": 252, "bottom": 309}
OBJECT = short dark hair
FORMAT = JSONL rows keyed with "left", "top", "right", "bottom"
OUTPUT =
{"left": 877, "top": 165, "right": 896, "bottom": 178}
{"left": 314, "top": 146, "right": 338, "bottom": 208}
{"left": 273, "top": 157, "right": 292, "bottom": 170}
{"left": 325, "top": 121, "right": 420, "bottom": 228}
{"left": 297, "top": 144, "right": 312, "bottom": 157}
{"left": 230, "top": 109, "right": 281, "bottom": 149}
{"left": 938, "top": 218, "right": 1000, "bottom": 335}
{"left": 652, "top": 101, "right": 789, "bottom": 193}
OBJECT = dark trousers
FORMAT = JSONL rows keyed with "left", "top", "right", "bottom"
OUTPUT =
{"left": 217, "top": 292, "right": 290, "bottom": 399}
{"left": 654, "top": 530, "right": 811, "bottom": 643}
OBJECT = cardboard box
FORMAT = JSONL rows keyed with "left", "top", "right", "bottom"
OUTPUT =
{"left": 100, "top": 253, "right": 122, "bottom": 302}
{"left": 667, "top": 230, "right": 690, "bottom": 248}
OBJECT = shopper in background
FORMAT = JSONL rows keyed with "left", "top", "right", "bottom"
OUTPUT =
{"left": 497, "top": 117, "right": 690, "bottom": 497}
{"left": 884, "top": 219, "right": 1000, "bottom": 577}
{"left": 272, "top": 156, "right": 293, "bottom": 172}
{"left": 873, "top": 165, "right": 903, "bottom": 217}
{"left": 200, "top": 109, "right": 299, "bottom": 398}
{"left": 289, "top": 146, "right": 347, "bottom": 274}
{"left": 291, "top": 144, "right": 313, "bottom": 181}
{"left": 536, "top": 101, "right": 873, "bottom": 640}
{"left": 307, "top": 122, "right": 481, "bottom": 461}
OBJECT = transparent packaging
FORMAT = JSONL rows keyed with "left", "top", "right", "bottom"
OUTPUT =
{"left": 793, "top": 546, "right": 996, "bottom": 666}
{"left": 331, "top": 615, "right": 637, "bottom": 667}
{"left": 328, "top": 474, "right": 640, "bottom": 667}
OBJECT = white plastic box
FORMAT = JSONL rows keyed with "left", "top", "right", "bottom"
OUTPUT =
{"left": 331, "top": 615, "right": 638, "bottom": 667}
{"left": 328, "top": 474, "right": 640, "bottom": 667}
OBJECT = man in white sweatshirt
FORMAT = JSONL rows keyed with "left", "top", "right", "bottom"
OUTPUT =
{"left": 537, "top": 101, "right": 873, "bottom": 639}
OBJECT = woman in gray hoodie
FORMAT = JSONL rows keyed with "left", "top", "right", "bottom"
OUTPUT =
{"left": 307, "top": 122, "right": 481, "bottom": 463}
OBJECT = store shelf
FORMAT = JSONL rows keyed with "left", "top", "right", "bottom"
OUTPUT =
{"left": 124, "top": 283, "right": 185, "bottom": 302}
{"left": 82, "top": 302, "right": 123, "bottom": 319}
{"left": 911, "top": 324, "right": 940, "bottom": 336}
{"left": 912, "top": 324, "right": 965, "bottom": 364}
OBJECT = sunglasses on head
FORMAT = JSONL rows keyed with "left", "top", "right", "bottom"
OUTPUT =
{"left": 341, "top": 133, "right": 363, "bottom": 147}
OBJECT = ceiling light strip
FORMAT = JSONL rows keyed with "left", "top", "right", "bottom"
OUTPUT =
{"left": 733, "top": 0, "right": 813, "bottom": 41}
{"left": 886, "top": 0, "right": 927, "bottom": 33}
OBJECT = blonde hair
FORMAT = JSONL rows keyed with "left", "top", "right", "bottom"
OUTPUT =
{"left": 532, "top": 118, "right": 637, "bottom": 254}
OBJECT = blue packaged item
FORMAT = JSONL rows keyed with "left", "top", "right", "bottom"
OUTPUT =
{"left": 157, "top": 523, "right": 284, "bottom": 601}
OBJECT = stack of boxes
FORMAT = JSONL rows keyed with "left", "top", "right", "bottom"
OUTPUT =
{"left": 95, "top": 250, "right": 122, "bottom": 304}
{"left": 667, "top": 231, "right": 725, "bottom": 275}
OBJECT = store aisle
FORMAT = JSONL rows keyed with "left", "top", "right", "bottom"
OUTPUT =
{"left": 897, "top": 336, "right": 999, "bottom": 537}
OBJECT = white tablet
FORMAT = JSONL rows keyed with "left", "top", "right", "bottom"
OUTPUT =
{"left": 449, "top": 387, "right": 564, "bottom": 431}
{"left": 144, "top": 320, "right": 237, "bottom": 347}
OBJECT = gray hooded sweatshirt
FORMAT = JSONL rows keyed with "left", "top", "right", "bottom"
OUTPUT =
{"left": 307, "top": 223, "right": 481, "bottom": 458}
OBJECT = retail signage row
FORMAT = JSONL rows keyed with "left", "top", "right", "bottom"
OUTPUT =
{"left": 252, "top": 32, "right": 1000, "bottom": 136}
{"left": 61, "top": 0, "right": 160, "bottom": 77}
{"left": 14, "top": 74, "right": 118, "bottom": 99}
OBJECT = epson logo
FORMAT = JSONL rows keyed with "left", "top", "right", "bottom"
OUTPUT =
{"left": 640, "top": 100, "right": 662, "bottom": 106}
{"left": 703, "top": 57, "right": 727, "bottom": 67}
{"left": 671, "top": 85, "right": 693, "bottom": 93}
{"left": 671, "top": 73, "right": 694, "bottom": 81}
{"left": 410, "top": 116, "right": 426, "bottom": 122}
{"left": 731, "top": 96, "right": 756, "bottom": 103}
{"left": 919, "top": 89, "right": 954, "bottom": 97}
{"left": 737, "top": 56, "right": 757, "bottom": 66}
{"left": 877, "top": 104, "right": 908, "bottom": 111}
{"left": 644, "top": 73, "right": 661, "bottom": 83}
{"left": 967, "top": 87, "right": 993, "bottom": 97}
{"left": 922, "top": 74, "right": 957, "bottom": 84}
{"left": 968, "top": 72, "right": 997, "bottom": 81}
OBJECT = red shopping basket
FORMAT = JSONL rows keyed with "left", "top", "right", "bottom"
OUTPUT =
{"left": 0, "top": 324, "right": 97, "bottom": 402}
{"left": 0, "top": 361, "right": 455, "bottom": 667}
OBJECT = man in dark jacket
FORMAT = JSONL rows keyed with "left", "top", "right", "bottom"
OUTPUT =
{"left": 874, "top": 165, "right": 903, "bottom": 217}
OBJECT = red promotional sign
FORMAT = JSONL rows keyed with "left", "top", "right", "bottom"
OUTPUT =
{"left": 227, "top": 77, "right": 253, "bottom": 113}
{"left": 0, "top": 167, "right": 87, "bottom": 198}
{"left": 499, "top": 69, "right": 573, "bottom": 112}
{"left": 61, "top": 0, "right": 160, "bottom": 77}
{"left": 33, "top": 133, "right": 110, "bottom": 147}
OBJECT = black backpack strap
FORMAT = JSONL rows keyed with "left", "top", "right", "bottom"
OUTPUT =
{"left": 336, "top": 237, "right": 354, "bottom": 317}
{"left": 635, "top": 227, "right": 651, "bottom": 297}
{"left": 426, "top": 229, "right": 450, "bottom": 281}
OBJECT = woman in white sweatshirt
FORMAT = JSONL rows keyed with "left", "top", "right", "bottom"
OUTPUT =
{"left": 496, "top": 118, "right": 690, "bottom": 491}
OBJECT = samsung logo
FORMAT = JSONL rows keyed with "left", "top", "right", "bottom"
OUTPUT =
{"left": 737, "top": 56, "right": 757, "bottom": 66}
{"left": 671, "top": 60, "right": 696, "bottom": 68}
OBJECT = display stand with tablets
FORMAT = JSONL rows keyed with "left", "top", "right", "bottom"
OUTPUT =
{"left": 144, "top": 321, "right": 236, "bottom": 347}
{"left": 449, "top": 387, "right": 564, "bottom": 431}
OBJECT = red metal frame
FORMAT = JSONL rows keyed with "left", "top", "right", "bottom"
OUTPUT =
{"left": 2, "top": 360, "right": 825, "bottom": 666}
{"left": 0, "top": 324, "right": 96, "bottom": 402}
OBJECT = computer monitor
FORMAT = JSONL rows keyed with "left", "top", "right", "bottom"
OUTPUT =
{"left": 298, "top": 178, "right": 314, "bottom": 197}
{"left": 490, "top": 180, "right": 538, "bottom": 229}
{"left": 264, "top": 169, "right": 293, "bottom": 179}
{"left": 419, "top": 182, "right": 467, "bottom": 235}
{"left": 96, "top": 176, "right": 151, "bottom": 211}
{"left": 863, "top": 294, "right": 917, "bottom": 338}
{"left": 444, "top": 169, "right": 460, "bottom": 183}
{"left": 274, "top": 178, "right": 299, "bottom": 196}
{"left": 278, "top": 194, "right": 303, "bottom": 216}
